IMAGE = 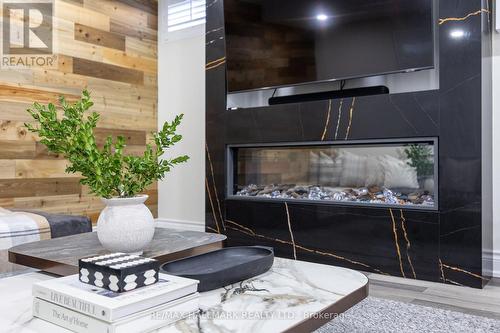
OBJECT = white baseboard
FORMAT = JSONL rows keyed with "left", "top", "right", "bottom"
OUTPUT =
{"left": 483, "top": 250, "right": 500, "bottom": 277}
{"left": 155, "top": 218, "right": 205, "bottom": 232}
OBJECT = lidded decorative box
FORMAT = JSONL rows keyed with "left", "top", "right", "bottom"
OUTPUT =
{"left": 78, "top": 253, "right": 160, "bottom": 292}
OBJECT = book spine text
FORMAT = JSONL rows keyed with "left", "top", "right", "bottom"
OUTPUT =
{"left": 33, "top": 298, "right": 111, "bottom": 333}
{"left": 33, "top": 285, "right": 111, "bottom": 321}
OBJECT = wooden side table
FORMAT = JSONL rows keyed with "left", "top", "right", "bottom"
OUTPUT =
{"left": 9, "top": 228, "right": 226, "bottom": 276}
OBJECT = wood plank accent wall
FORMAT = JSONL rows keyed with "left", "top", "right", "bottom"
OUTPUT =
{"left": 0, "top": 0, "right": 158, "bottom": 222}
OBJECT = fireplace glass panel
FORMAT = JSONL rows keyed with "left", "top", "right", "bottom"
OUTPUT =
{"left": 231, "top": 141, "right": 436, "bottom": 209}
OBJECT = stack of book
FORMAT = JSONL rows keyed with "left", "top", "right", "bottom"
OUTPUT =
{"left": 32, "top": 273, "right": 200, "bottom": 333}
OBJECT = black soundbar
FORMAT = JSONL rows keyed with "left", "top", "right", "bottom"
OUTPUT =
{"left": 268, "top": 85, "right": 389, "bottom": 105}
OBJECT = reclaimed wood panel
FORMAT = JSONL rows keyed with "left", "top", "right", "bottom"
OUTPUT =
{"left": 33, "top": 68, "right": 87, "bottom": 92}
{"left": 83, "top": 0, "right": 149, "bottom": 27}
{"left": 102, "top": 48, "right": 157, "bottom": 73}
{"left": 0, "top": 121, "right": 38, "bottom": 141}
{"left": 0, "top": 178, "right": 82, "bottom": 198}
{"left": 125, "top": 36, "right": 157, "bottom": 58}
{"left": 0, "top": 0, "right": 158, "bottom": 222}
{"left": 57, "top": 34, "right": 104, "bottom": 62}
{"left": 0, "top": 101, "right": 40, "bottom": 122}
{"left": 73, "top": 57, "right": 144, "bottom": 84}
{"left": 0, "top": 141, "right": 35, "bottom": 159}
{"left": 14, "top": 160, "right": 72, "bottom": 179}
{"left": 0, "top": 161, "right": 15, "bottom": 179}
{"left": 0, "top": 84, "right": 80, "bottom": 104}
{"left": 110, "top": 19, "right": 157, "bottom": 41}
{"left": 13, "top": 194, "right": 100, "bottom": 210}
{"left": 116, "top": 0, "right": 157, "bottom": 15}
{"left": 147, "top": 12, "right": 158, "bottom": 30}
{"left": 58, "top": 1, "right": 110, "bottom": 31}
{"left": 74, "top": 23, "right": 126, "bottom": 51}
{"left": 61, "top": 0, "right": 84, "bottom": 6}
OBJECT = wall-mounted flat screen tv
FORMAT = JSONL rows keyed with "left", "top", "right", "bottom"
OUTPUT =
{"left": 224, "top": 0, "right": 434, "bottom": 93}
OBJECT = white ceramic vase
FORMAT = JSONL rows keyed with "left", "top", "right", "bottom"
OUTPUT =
{"left": 97, "top": 195, "right": 155, "bottom": 254}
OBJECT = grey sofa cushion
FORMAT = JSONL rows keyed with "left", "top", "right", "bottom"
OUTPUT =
{"left": 10, "top": 210, "right": 92, "bottom": 238}
{"left": 32, "top": 211, "right": 92, "bottom": 238}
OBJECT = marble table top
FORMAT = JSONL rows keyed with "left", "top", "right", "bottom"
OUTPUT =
{"left": 0, "top": 258, "right": 368, "bottom": 333}
{"left": 9, "top": 228, "right": 226, "bottom": 275}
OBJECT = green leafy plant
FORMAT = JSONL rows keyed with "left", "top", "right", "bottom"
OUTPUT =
{"left": 404, "top": 144, "right": 433, "bottom": 177}
{"left": 25, "top": 90, "right": 189, "bottom": 198}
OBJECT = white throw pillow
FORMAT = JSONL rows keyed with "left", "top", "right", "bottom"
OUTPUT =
{"left": 381, "top": 155, "right": 419, "bottom": 189}
{"left": 339, "top": 151, "right": 367, "bottom": 187}
{"left": 318, "top": 151, "right": 341, "bottom": 186}
{"left": 308, "top": 151, "right": 343, "bottom": 186}
{"left": 330, "top": 156, "right": 343, "bottom": 186}
{"left": 308, "top": 152, "right": 320, "bottom": 184}
{"left": 365, "top": 156, "right": 385, "bottom": 186}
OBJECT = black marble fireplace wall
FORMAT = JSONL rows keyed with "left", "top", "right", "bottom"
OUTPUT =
{"left": 205, "top": 0, "right": 493, "bottom": 288}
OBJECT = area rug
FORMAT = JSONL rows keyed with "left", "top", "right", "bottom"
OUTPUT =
{"left": 315, "top": 297, "right": 500, "bottom": 333}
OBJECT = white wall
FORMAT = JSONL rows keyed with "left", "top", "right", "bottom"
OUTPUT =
{"left": 157, "top": 1, "right": 205, "bottom": 230}
{"left": 492, "top": 25, "right": 500, "bottom": 276}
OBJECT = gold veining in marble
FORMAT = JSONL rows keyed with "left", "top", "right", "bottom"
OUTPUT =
{"left": 438, "top": 9, "right": 489, "bottom": 25}
{"left": 441, "top": 263, "right": 487, "bottom": 280}
{"left": 390, "top": 208, "right": 406, "bottom": 278}
{"left": 206, "top": 36, "right": 224, "bottom": 46}
{"left": 206, "top": 226, "right": 219, "bottom": 233}
{"left": 284, "top": 202, "right": 297, "bottom": 260}
{"left": 344, "top": 97, "right": 356, "bottom": 140}
{"left": 206, "top": 57, "right": 226, "bottom": 70}
{"left": 444, "top": 278, "right": 464, "bottom": 286}
{"left": 438, "top": 258, "right": 446, "bottom": 282}
{"left": 206, "top": 27, "right": 224, "bottom": 46}
{"left": 206, "top": 143, "right": 225, "bottom": 230}
{"left": 205, "top": 178, "right": 221, "bottom": 233}
{"left": 400, "top": 210, "right": 416, "bottom": 279}
{"left": 334, "top": 99, "right": 344, "bottom": 140}
{"left": 206, "top": 27, "right": 223, "bottom": 35}
{"left": 226, "top": 219, "right": 389, "bottom": 275}
{"left": 439, "top": 258, "right": 483, "bottom": 285}
{"left": 321, "top": 99, "right": 332, "bottom": 141}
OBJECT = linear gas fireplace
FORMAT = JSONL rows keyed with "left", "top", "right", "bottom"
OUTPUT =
{"left": 228, "top": 139, "right": 438, "bottom": 210}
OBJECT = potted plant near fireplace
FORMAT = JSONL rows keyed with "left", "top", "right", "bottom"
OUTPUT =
{"left": 404, "top": 144, "right": 434, "bottom": 192}
{"left": 25, "top": 90, "right": 189, "bottom": 254}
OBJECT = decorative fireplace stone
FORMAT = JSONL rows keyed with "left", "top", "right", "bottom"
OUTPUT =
{"left": 229, "top": 141, "right": 437, "bottom": 209}
{"left": 235, "top": 184, "right": 435, "bottom": 207}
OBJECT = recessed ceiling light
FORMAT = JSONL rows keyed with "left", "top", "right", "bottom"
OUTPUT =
{"left": 450, "top": 29, "right": 465, "bottom": 39}
{"left": 316, "top": 14, "right": 328, "bottom": 21}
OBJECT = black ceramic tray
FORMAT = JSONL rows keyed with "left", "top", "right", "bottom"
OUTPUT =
{"left": 160, "top": 246, "right": 274, "bottom": 292}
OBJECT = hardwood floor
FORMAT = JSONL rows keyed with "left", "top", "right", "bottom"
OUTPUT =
{"left": 365, "top": 272, "right": 500, "bottom": 320}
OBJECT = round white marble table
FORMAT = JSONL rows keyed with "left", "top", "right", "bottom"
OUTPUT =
{"left": 0, "top": 258, "right": 368, "bottom": 333}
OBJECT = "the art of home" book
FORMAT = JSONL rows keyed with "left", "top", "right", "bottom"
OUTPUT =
{"left": 32, "top": 273, "right": 199, "bottom": 322}
{"left": 33, "top": 293, "right": 199, "bottom": 333}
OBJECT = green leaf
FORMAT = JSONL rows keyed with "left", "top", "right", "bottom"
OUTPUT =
{"left": 25, "top": 90, "right": 189, "bottom": 198}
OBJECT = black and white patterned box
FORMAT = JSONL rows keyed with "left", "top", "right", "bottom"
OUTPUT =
{"left": 78, "top": 253, "right": 160, "bottom": 292}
